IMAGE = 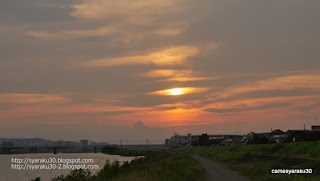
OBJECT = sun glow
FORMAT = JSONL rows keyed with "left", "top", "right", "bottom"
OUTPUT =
{"left": 167, "top": 88, "right": 184, "bottom": 95}
{"left": 149, "top": 87, "right": 210, "bottom": 96}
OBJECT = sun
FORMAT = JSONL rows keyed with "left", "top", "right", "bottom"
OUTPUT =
{"left": 167, "top": 88, "right": 184, "bottom": 95}
{"left": 150, "top": 87, "right": 209, "bottom": 96}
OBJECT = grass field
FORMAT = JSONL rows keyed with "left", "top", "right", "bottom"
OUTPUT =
{"left": 33, "top": 151, "right": 207, "bottom": 181}
{"left": 179, "top": 141, "right": 320, "bottom": 181}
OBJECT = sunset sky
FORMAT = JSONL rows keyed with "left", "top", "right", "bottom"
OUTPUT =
{"left": 1, "top": 0, "right": 320, "bottom": 143}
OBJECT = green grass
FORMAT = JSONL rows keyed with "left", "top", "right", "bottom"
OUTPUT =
{"left": 276, "top": 142, "right": 320, "bottom": 158}
{"left": 33, "top": 151, "right": 207, "bottom": 181}
{"left": 178, "top": 141, "right": 320, "bottom": 181}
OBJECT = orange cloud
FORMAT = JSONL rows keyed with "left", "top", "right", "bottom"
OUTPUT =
{"left": 211, "top": 75, "right": 320, "bottom": 99}
{"left": 144, "top": 69, "right": 178, "bottom": 77}
{"left": 107, "top": 106, "right": 214, "bottom": 127}
{"left": 152, "top": 28, "right": 183, "bottom": 36}
{"left": 83, "top": 46, "right": 199, "bottom": 67}
{"left": 143, "top": 69, "right": 217, "bottom": 82}
{"left": 204, "top": 95, "right": 320, "bottom": 113}
{"left": 0, "top": 93, "right": 70, "bottom": 105}
{"left": 66, "top": 0, "right": 187, "bottom": 44}
{"left": 0, "top": 103, "right": 150, "bottom": 121}
{"left": 2, "top": 74, "right": 319, "bottom": 128}
{"left": 26, "top": 26, "right": 117, "bottom": 39}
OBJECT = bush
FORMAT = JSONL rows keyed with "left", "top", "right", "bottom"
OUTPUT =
{"left": 47, "top": 151, "right": 207, "bottom": 181}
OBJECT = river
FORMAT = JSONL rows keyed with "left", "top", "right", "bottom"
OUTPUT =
{"left": 0, "top": 153, "right": 139, "bottom": 181}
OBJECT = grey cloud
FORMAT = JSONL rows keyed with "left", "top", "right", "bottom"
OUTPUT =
{"left": 133, "top": 121, "right": 146, "bottom": 128}
{"left": 0, "top": 0, "right": 73, "bottom": 24}
{"left": 204, "top": 103, "right": 293, "bottom": 113}
{"left": 294, "top": 102, "right": 320, "bottom": 112}
{"left": 219, "top": 89, "right": 320, "bottom": 103}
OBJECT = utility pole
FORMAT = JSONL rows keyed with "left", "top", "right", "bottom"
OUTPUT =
{"left": 121, "top": 140, "right": 122, "bottom": 149}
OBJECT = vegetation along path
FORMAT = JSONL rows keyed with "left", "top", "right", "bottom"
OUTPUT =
{"left": 192, "top": 155, "right": 249, "bottom": 181}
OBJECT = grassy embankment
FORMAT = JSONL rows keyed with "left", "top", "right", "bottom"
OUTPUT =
{"left": 33, "top": 151, "right": 207, "bottom": 181}
{"left": 179, "top": 141, "right": 320, "bottom": 181}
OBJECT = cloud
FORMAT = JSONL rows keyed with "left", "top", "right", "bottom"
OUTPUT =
{"left": 133, "top": 121, "right": 146, "bottom": 128}
{"left": 204, "top": 102, "right": 292, "bottom": 113}
{"left": 0, "top": 93, "right": 70, "bottom": 105}
{"left": 0, "top": 26, "right": 9, "bottom": 32}
{"left": 2, "top": 0, "right": 320, "bottom": 139}
{"left": 26, "top": 25, "right": 117, "bottom": 39}
{"left": 152, "top": 28, "right": 183, "bottom": 36}
{"left": 70, "top": 0, "right": 180, "bottom": 22}
{"left": 144, "top": 69, "right": 178, "bottom": 77}
{"left": 82, "top": 46, "right": 199, "bottom": 67}
{"left": 64, "top": 0, "right": 187, "bottom": 43}
{"left": 0, "top": 102, "right": 151, "bottom": 123}
{"left": 143, "top": 69, "right": 217, "bottom": 82}
{"left": 212, "top": 75, "right": 320, "bottom": 100}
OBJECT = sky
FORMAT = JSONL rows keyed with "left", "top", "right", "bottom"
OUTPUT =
{"left": 1, "top": 0, "right": 320, "bottom": 143}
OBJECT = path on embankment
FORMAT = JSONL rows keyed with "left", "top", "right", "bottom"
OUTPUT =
{"left": 192, "top": 155, "right": 249, "bottom": 181}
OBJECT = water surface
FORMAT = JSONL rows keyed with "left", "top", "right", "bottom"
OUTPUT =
{"left": 0, "top": 153, "right": 138, "bottom": 181}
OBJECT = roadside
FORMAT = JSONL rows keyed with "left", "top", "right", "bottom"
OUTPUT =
{"left": 192, "top": 155, "right": 249, "bottom": 181}
{"left": 179, "top": 142, "right": 320, "bottom": 181}
{"left": 34, "top": 151, "right": 207, "bottom": 181}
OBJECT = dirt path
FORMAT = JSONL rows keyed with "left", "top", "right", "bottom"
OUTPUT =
{"left": 192, "top": 155, "right": 249, "bottom": 181}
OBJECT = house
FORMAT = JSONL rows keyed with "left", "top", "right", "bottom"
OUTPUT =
{"left": 286, "top": 129, "right": 310, "bottom": 142}
{"left": 241, "top": 132, "right": 270, "bottom": 144}
{"left": 231, "top": 136, "right": 244, "bottom": 145}
{"left": 165, "top": 133, "right": 188, "bottom": 148}
{"left": 270, "top": 129, "right": 286, "bottom": 143}
{"left": 311, "top": 125, "right": 320, "bottom": 131}
{"left": 240, "top": 132, "right": 254, "bottom": 145}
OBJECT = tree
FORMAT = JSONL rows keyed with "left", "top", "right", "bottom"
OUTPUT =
{"left": 198, "top": 134, "right": 210, "bottom": 146}
{"left": 249, "top": 135, "right": 268, "bottom": 144}
{"left": 101, "top": 146, "right": 120, "bottom": 154}
{"left": 31, "top": 177, "right": 41, "bottom": 181}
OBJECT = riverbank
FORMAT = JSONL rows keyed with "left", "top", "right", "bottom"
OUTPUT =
{"left": 0, "top": 153, "right": 136, "bottom": 181}
{"left": 179, "top": 141, "right": 320, "bottom": 181}
{"left": 44, "top": 151, "right": 207, "bottom": 181}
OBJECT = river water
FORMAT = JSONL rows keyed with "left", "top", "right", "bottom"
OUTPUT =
{"left": 0, "top": 153, "right": 139, "bottom": 181}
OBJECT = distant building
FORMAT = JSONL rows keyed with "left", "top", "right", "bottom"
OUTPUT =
{"left": 286, "top": 129, "right": 310, "bottom": 142}
{"left": 287, "top": 130, "right": 309, "bottom": 135}
{"left": 80, "top": 140, "right": 89, "bottom": 148}
{"left": 271, "top": 129, "right": 286, "bottom": 143}
{"left": 311, "top": 125, "right": 320, "bottom": 131}
{"left": 231, "top": 136, "right": 244, "bottom": 145}
{"left": 240, "top": 133, "right": 253, "bottom": 145}
{"left": 166, "top": 134, "right": 187, "bottom": 148}
{"left": 165, "top": 133, "right": 242, "bottom": 148}
{"left": 57, "top": 140, "right": 78, "bottom": 147}
{"left": 221, "top": 138, "right": 233, "bottom": 146}
{"left": 2, "top": 142, "right": 14, "bottom": 147}
{"left": 240, "top": 132, "right": 270, "bottom": 145}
